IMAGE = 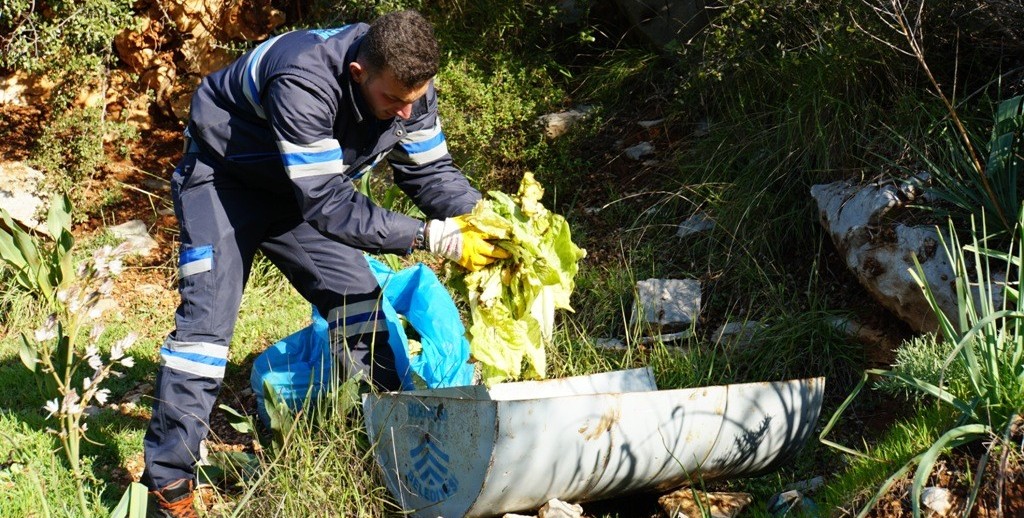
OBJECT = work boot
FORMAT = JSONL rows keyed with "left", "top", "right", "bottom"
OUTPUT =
{"left": 147, "top": 478, "right": 198, "bottom": 518}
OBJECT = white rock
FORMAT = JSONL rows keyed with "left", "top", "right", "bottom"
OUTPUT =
{"left": 710, "top": 321, "right": 762, "bottom": 348}
{"left": 538, "top": 498, "right": 583, "bottom": 518}
{"left": 921, "top": 486, "right": 953, "bottom": 516}
{"left": 593, "top": 337, "right": 626, "bottom": 350}
{"left": 0, "top": 161, "right": 48, "bottom": 231}
{"left": 694, "top": 119, "right": 710, "bottom": 137}
{"left": 631, "top": 278, "right": 701, "bottom": 330}
{"left": 536, "top": 106, "right": 593, "bottom": 139}
{"left": 108, "top": 219, "right": 158, "bottom": 256}
{"left": 783, "top": 476, "right": 825, "bottom": 493}
{"left": 811, "top": 179, "right": 965, "bottom": 333}
{"left": 638, "top": 330, "right": 692, "bottom": 345}
{"left": 675, "top": 212, "right": 715, "bottom": 238}
{"left": 624, "top": 141, "right": 655, "bottom": 161}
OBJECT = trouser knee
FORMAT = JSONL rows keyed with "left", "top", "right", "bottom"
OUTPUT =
{"left": 325, "top": 293, "right": 400, "bottom": 391}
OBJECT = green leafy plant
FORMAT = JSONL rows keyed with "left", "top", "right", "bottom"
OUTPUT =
{"left": 456, "top": 172, "right": 586, "bottom": 385}
{"left": 912, "top": 95, "right": 1024, "bottom": 236}
{"left": 821, "top": 214, "right": 1024, "bottom": 517}
{"left": 0, "top": 194, "right": 75, "bottom": 306}
{"left": 876, "top": 332, "right": 970, "bottom": 400}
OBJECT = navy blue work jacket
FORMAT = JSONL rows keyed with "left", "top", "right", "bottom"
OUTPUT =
{"left": 186, "top": 23, "right": 480, "bottom": 253}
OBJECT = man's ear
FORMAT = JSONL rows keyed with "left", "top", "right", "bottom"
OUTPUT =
{"left": 349, "top": 61, "right": 366, "bottom": 84}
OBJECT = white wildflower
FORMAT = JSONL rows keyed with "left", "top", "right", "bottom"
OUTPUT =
{"left": 43, "top": 398, "right": 60, "bottom": 418}
{"left": 68, "top": 294, "right": 82, "bottom": 313}
{"left": 120, "top": 357, "right": 135, "bottom": 368}
{"left": 112, "top": 241, "right": 133, "bottom": 257}
{"left": 83, "top": 376, "right": 92, "bottom": 391}
{"left": 57, "top": 288, "right": 70, "bottom": 303}
{"left": 108, "top": 259, "right": 124, "bottom": 275}
{"left": 89, "top": 324, "right": 105, "bottom": 342}
{"left": 94, "top": 389, "right": 110, "bottom": 406}
{"left": 110, "top": 333, "right": 138, "bottom": 359}
{"left": 87, "top": 301, "right": 104, "bottom": 320}
{"left": 87, "top": 354, "right": 103, "bottom": 372}
{"left": 99, "top": 279, "right": 114, "bottom": 296}
{"left": 34, "top": 324, "right": 57, "bottom": 343}
{"left": 63, "top": 391, "right": 82, "bottom": 417}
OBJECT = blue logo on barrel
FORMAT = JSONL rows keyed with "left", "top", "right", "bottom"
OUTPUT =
{"left": 406, "top": 437, "right": 459, "bottom": 502}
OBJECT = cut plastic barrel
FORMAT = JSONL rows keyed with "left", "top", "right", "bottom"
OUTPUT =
{"left": 362, "top": 368, "right": 825, "bottom": 517}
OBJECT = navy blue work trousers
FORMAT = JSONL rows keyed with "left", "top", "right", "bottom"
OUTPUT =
{"left": 141, "top": 142, "right": 400, "bottom": 490}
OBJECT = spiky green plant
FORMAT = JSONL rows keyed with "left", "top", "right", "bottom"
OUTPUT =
{"left": 821, "top": 213, "right": 1024, "bottom": 517}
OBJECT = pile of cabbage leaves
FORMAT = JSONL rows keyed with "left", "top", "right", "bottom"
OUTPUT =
{"left": 456, "top": 173, "right": 586, "bottom": 386}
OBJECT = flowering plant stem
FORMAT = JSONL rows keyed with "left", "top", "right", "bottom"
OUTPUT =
{"left": 3, "top": 195, "right": 137, "bottom": 516}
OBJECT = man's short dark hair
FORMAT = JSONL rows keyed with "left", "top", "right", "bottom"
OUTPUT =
{"left": 358, "top": 10, "right": 439, "bottom": 88}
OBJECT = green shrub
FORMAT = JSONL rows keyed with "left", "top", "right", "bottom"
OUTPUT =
{"left": 3, "top": 0, "right": 137, "bottom": 217}
{"left": 877, "top": 333, "right": 970, "bottom": 400}
{"left": 912, "top": 95, "right": 1024, "bottom": 237}
{"left": 0, "top": 0, "right": 133, "bottom": 102}
{"left": 437, "top": 55, "right": 563, "bottom": 187}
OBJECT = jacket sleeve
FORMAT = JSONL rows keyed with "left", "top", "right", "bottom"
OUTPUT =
{"left": 387, "top": 85, "right": 481, "bottom": 218}
{"left": 262, "top": 76, "right": 421, "bottom": 253}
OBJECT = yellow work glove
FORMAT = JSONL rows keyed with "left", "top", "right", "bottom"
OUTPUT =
{"left": 425, "top": 216, "right": 511, "bottom": 271}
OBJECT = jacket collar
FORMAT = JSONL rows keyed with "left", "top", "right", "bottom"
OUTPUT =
{"left": 346, "top": 75, "right": 367, "bottom": 124}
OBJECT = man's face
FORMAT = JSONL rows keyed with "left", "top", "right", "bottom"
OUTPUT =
{"left": 350, "top": 61, "right": 430, "bottom": 120}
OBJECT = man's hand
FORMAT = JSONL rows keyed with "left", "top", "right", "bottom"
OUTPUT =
{"left": 425, "top": 216, "right": 510, "bottom": 271}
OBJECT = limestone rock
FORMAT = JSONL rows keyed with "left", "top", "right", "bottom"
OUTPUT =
{"left": 0, "top": 72, "right": 55, "bottom": 107}
{"left": 113, "top": 0, "right": 286, "bottom": 119}
{"left": 811, "top": 179, "right": 959, "bottom": 333}
{"left": 537, "top": 498, "right": 582, "bottom": 518}
{"left": 675, "top": 212, "right": 715, "bottom": 238}
{"left": 536, "top": 106, "right": 593, "bottom": 139}
{"left": 710, "top": 321, "right": 762, "bottom": 348}
{"left": 631, "top": 278, "right": 701, "bottom": 331}
{"left": 624, "top": 141, "right": 654, "bottom": 161}
{"left": 107, "top": 220, "right": 158, "bottom": 256}
{"left": 593, "top": 337, "right": 627, "bottom": 350}
{"left": 921, "top": 486, "right": 953, "bottom": 516}
{"left": 0, "top": 161, "right": 48, "bottom": 231}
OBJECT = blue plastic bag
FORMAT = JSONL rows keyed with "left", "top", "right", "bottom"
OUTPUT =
{"left": 250, "top": 306, "right": 330, "bottom": 425}
{"left": 367, "top": 256, "right": 474, "bottom": 389}
{"left": 251, "top": 258, "right": 473, "bottom": 421}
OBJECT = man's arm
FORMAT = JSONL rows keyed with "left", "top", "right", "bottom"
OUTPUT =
{"left": 263, "top": 76, "right": 421, "bottom": 253}
{"left": 388, "top": 85, "right": 481, "bottom": 218}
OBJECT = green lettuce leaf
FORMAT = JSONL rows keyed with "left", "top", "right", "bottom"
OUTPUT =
{"left": 458, "top": 173, "right": 586, "bottom": 385}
